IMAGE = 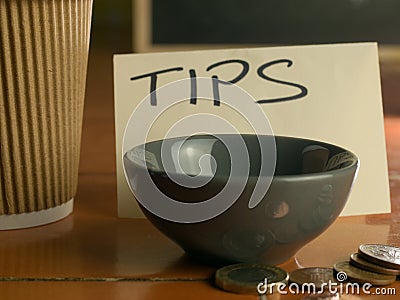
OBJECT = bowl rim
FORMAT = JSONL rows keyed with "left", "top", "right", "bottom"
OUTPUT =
{"left": 123, "top": 134, "right": 359, "bottom": 180}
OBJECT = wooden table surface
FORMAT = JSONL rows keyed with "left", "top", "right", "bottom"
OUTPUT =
{"left": 0, "top": 32, "right": 399, "bottom": 299}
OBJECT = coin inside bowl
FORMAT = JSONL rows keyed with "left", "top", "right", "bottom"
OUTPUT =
{"left": 123, "top": 134, "right": 358, "bottom": 265}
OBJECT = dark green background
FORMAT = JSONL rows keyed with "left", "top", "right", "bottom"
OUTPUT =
{"left": 152, "top": 0, "right": 400, "bottom": 45}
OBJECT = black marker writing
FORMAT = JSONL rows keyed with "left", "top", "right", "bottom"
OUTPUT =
{"left": 207, "top": 59, "right": 249, "bottom": 106}
{"left": 256, "top": 59, "right": 308, "bottom": 104}
{"left": 206, "top": 59, "right": 249, "bottom": 84}
{"left": 130, "top": 67, "right": 183, "bottom": 105}
{"left": 129, "top": 58, "right": 308, "bottom": 106}
{"left": 189, "top": 69, "right": 197, "bottom": 105}
{"left": 211, "top": 76, "right": 221, "bottom": 106}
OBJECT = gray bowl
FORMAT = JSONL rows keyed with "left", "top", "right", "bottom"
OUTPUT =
{"left": 123, "top": 134, "right": 358, "bottom": 266}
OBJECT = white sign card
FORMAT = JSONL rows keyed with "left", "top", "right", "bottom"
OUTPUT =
{"left": 113, "top": 43, "right": 390, "bottom": 218}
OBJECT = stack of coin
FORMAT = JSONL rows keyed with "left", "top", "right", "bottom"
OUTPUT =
{"left": 214, "top": 244, "right": 400, "bottom": 295}
{"left": 289, "top": 267, "right": 340, "bottom": 299}
{"left": 333, "top": 243, "right": 400, "bottom": 286}
{"left": 289, "top": 267, "right": 337, "bottom": 290}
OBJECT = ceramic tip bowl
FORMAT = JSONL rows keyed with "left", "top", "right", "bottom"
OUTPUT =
{"left": 123, "top": 134, "right": 358, "bottom": 266}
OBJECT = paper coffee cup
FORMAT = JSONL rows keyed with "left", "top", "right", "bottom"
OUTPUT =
{"left": 0, "top": 0, "right": 93, "bottom": 229}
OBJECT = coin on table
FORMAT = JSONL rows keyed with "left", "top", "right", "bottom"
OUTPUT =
{"left": 215, "top": 263, "right": 288, "bottom": 295}
{"left": 289, "top": 267, "right": 336, "bottom": 289}
{"left": 350, "top": 253, "right": 400, "bottom": 276}
{"left": 333, "top": 261, "right": 396, "bottom": 286}
{"left": 358, "top": 244, "right": 400, "bottom": 270}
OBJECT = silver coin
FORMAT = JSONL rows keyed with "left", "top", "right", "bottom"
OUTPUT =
{"left": 350, "top": 253, "right": 400, "bottom": 276}
{"left": 215, "top": 263, "right": 288, "bottom": 295}
{"left": 289, "top": 267, "right": 336, "bottom": 289}
{"left": 359, "top": 244, "right": 400, "bottom": 270}
{"left": 333, "top": 261, "right": 396, "bottom": 286}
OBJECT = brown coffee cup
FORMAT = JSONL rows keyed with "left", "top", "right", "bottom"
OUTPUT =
{"left": 0, "top": 0, "right": 93, "bottom": 229}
